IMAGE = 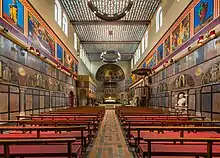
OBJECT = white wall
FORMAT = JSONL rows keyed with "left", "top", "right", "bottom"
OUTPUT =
{"left": 78, "top": 59, "right": 91, "bottom": 75}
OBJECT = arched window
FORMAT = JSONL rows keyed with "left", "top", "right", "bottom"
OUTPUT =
{"left": 137, "top": 46, "right": 140, "bottom": 60}
{"left": 131, "top": 58, "right": 133, "bottom": 69}
{"left": 62, "top": 12, "right": 68, "bottom": 36}
{"left": 141, "top": 37, "right": 145, "bottom": 54}
{"left": 55, "top": 0, "right": 62, "bottom": 27}
{"left": 74, "top": 33, "right": 78, "bottom": 51}
{"left": 145, "top": 30, "right": 148, "bottom": 49}
{"left": 156, "top": 6, "right": 163, "bottom": 32}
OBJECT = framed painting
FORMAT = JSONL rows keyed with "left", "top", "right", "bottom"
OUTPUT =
{"left": 172, "top": 14, "right": 190, "bottom": 51}
{"left": 142, "top": 62, "right": 146, "bottom": 68}
{"left": 194, "top": 0, "right": 214, "bottom": 33}
{"left": 2, "top": 0, "right": 24, "bottom": 33}
{"left": 147, "top": 53, "right": 156, "bottom": 69}
{"left": 64, "top": 51, "right": 73, "bottom": 69}
{"left": 28, "top": 13, "right": 55, "bottom": 56}
{"left": 157, "top": 44, "right": 164, "bottom": 62}
{"left": 57, "top": 43, "right": 63, "bottom": 63}
{"left": 164, "top": 36, "right": 171, "bottom": 56}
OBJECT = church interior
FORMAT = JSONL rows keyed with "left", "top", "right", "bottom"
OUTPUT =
{"left": 0, "top": 0, "right": 219, "bottom": 157}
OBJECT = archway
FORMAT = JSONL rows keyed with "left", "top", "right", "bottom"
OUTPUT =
{"left": 69, "top": 91, "right": 74, "bottom": 108}
{"left": 79, "top": 89, "right": 87, "bottom": 106}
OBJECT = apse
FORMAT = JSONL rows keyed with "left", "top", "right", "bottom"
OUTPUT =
{"left": 95, "top": 64, "right": 125, "bottom": 82}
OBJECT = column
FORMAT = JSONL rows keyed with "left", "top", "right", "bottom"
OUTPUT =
{"left": 49, "top": 91, "right": 53, "bottom": 111}
{"left": 19, "top": 87, "right": 25, "bottom": 116}
{"left": 65, "top": 94, "right": 69, "bottom": 109}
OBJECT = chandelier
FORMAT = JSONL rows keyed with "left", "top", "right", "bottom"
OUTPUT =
{"left": 100, "top": 50, "right": 121, "bottom": 63}
{"left": 87, "top": 0, "right": 134, "bottom": 21}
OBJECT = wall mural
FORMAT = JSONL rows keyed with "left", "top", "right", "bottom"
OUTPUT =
{"left": 2, "top": 0, "right": 24, "bottom": 33}
{"left": 164, "top": 36, "right": 171, "bottom": 57}
{"left": 96, "top": 64, "right": 125, "bottom": 82}
{"left": 28, "top": 12, "right": 55, "bottom": 56}
{"left": 157, "top": 43, "right": 163, "bottom": 62}
{"left": 202, "top": 62, "right": 220, "bottom": 85}
{"left": 157, "top": 82, "right": 168, "bottom": 93}
{"left": 64, "top": 51, "right": 73, "bottom": 70}
{"left": 172, "top": 14, "right": 190, "bottom": 51}
{"left": 0, "top": 60, "right": 19, "bottom": 85}
{"left": 194, "top": 0, "right": 214, "bottom": 33}
{"left": 173, "top": 74, "right": 195, "bottom": 89}
{"left": 142, "top": 62, "right": 146, "bottom": 68}
{"left": 146, "top": 53, "right": 156, "bottom": 69}
{"left": 57, "top": 43, "right": 63, "bottom": 63}
{"left": 26, "top": 74, "right": 49, "bottom": 89}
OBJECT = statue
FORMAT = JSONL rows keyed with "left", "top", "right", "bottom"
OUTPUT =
{"left": 210, "top": 65, "right": 218, "bottom": 82}
{"left": 175, "top": 93, "right": 188, "bottom": 114}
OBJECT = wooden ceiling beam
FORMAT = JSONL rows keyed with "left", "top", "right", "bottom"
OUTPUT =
{"left": 71, "top": 20, "right": 150, "bottom": 26}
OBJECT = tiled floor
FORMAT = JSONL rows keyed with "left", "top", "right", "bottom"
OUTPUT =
{"left": 87, "top": 110, "right": 133, "bottom": 158}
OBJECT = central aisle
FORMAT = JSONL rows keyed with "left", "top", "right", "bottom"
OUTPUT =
{"left": 88, "top": 110, "right": 132, "bottom": 158}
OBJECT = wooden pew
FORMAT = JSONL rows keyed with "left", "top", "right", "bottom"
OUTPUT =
{"left": 0, "top": 138, "right": 77, "bottom": 158}
{"left": 124, "top": 120, "right": 220, "bottom": 137}
{"left": 0, "top": 120, "right": 95, "bottom": 140}
{"left": 140, "top": 137, "right": 220, "bottom": 158}
{"left": 128, "top": 126, "right": 220, "bottom": 146}
{"left": 0, "top": 126, "right": 87, "bottom": 149}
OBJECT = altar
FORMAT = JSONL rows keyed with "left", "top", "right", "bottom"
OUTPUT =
{"left": 99, "top": 104, "right": 122, "bottom": 109}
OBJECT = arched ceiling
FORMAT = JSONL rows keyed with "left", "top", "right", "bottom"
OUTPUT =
{"left": 60, "top": 0, "right": 161, "bottom": 61}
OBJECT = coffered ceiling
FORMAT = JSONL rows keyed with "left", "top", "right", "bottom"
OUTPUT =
{"left": 60, "top": 0, "right": 161, "bottom": 61}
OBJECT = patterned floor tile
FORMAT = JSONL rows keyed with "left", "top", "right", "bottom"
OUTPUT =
{"left": 86, "top": 110, "right": 133, "bottom": 158}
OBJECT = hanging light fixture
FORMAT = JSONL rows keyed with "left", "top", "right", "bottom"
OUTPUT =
{"left": 87, "top": 0, "right": 133, "bottom": 21}
{"left": 100, "top": 50, "right": 121, "bottom": 63}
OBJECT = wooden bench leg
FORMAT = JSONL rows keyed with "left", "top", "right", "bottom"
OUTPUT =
{"left": 68, "top": 142, "right": 72, "bottom": 158}
{"left": 4, "top": 144, "right": 10, "bottom": 158}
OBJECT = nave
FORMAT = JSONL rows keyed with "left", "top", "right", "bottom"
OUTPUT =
{"left": 0, "top": 106, "right": 220, "bottom": 157}
{"left": 0, "top": 0, "right": 219, "bottom": 157}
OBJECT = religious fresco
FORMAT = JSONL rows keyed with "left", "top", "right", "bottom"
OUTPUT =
{"left": 71, "top": 62, "right": 78, "bottom": 73}
{"left": 142, "top": 62, "right": 146, "bottom": 68}
{"left": 173, "top": 74, "right": 195, "bottom": 89}
{"left": 28, "top": 13, "right": 55, "bottom": 56}
{"left": 172, "top": 14, "right": 190, "bottom": 51}
{"left": 164, "top": 36, "right": 171, "bottom": 56}
{"left": 146, "top": 53, "right": 156, "bottom": 69}
{"left": 26, "top": 74, "right": 49, "bottom": 89}
{"left": 157, "top": 82, "right": 168, "bottom": 93}
{"left": 96, "top": 64, "right": 125, "bottom": 82}
{"left": 64, "top": 51, "right": 73, "bottom": 69}
{"left": 130, "top": 74, "right": 141, "bottom": 84}
{"left": 2, "top": 0, "right": 24, "bottom": 33}
{"left": 157, "top": 43, "right": 164, "bottom": 62}
{"left": 0, "top": 60, "right": 19, "bottom": 85}
{"left": 194, "top": 0, "right": 214, "bottom": 33}
{"left": 202, "top": 61, "right": 220, "bottom": 85}
{"left": 57, "top": 43, "right": 63, "bottom": 63}
{"left": 130, "top": 74, "right": 135, "bottom": 84}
